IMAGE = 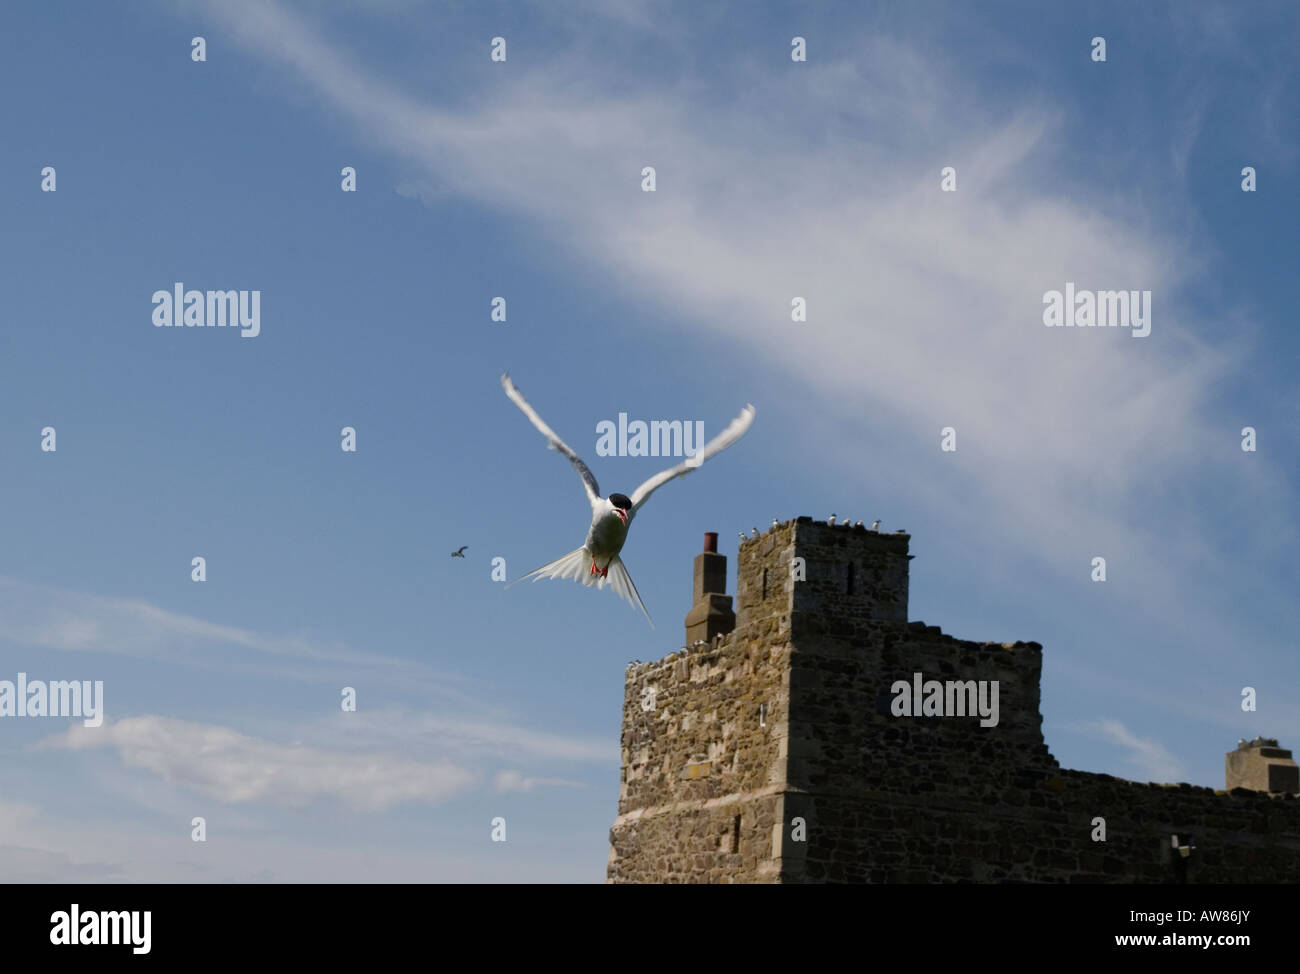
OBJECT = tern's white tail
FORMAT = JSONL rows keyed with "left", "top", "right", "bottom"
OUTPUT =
{"left": 508, "top": 546, "right": 597, "bottom": 588}
{"left": 603, "top": 555, "right": 653, "bottom": 627}
{"left": 507, "top": 547, "right": 653, "bottom": 627}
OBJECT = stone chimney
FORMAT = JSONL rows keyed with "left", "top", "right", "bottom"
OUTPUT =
{"left": 684, "top": 532, "right": 735, "bottom": 644}
{"left": 1226, "top": 737, "right": 1300, "bottom": 793}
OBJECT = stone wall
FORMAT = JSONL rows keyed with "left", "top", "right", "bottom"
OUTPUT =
{"left": 606, "top": 637, "right": 787, "bottom": 883}
{"left": 782, "top": 623, "right": 1300, "bottom": 883}
{"left": 606, "top": 524, "right": 795, "bottom": 882}
{"left": 785, "top": 778, "right": 1300, "bottom": 883}
{"left": 607, "top": 517, "right": 1300, "bottom": 883}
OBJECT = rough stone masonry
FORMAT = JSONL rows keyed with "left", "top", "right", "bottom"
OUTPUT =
{"left": 606, "top": 518, "right": 1300, "bottom": 883}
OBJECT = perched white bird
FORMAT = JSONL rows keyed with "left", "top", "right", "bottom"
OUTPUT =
{"left": 854, "top": 520, "right": 863, "bottom": 528}
{"left": 771, "top": 518, "right": 779, "bottom": 528}
{"left": 500, "top": 373, "right": 755, "bottom": 627}
{"left": 751, "top": 527, "right": 760, "bottom": 539}
{"left": 738, "top": 532, "right": 748, "bottom": 542}
{"left": 871, "top": 519, "right": 881, "bottom": 531}
{"left": 828, "top": 514, "right": 837, "bottom": 525}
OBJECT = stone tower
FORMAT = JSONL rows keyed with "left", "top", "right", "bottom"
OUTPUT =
{"left": 1226, "top": 737, "right": 1299, "bottom": 794}
{"left": 606, "top": 517, "right": 1300, "bottom": 883}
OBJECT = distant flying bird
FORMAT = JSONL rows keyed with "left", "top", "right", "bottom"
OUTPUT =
{"left": 500, "top": 372, "right": 755, "bottom": 627}
{"left": 871, "top": 519, "right": 881, "bottom": 531}
{"left": 451, "top": 545, "right": 468, "bottom": 558}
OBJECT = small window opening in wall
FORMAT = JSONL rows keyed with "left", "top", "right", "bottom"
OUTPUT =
{"left": 1170, "top": 833, "right": 1195, "bottom": 884}
{"left": 762, "top": 568, "right": 769, "bottom": 600}
{"left": 847, "top": 561, "right": 855, "bottom": 595}
{"left": 759, "top": 702, "right": 767, "bottom": 727}
{"left": 732, "top": 815, "right": 741, "bottom": 854}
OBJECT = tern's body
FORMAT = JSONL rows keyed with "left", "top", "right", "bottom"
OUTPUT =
{"left": 500, "top": 372, "right": 754, "bottom": 627}
{"left": 586, "top": 503, "right": 632, "bottom": 572}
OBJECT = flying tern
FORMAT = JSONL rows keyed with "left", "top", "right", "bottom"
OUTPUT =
{"left": 500, "top": 372, "right": 754, "bottom": 627}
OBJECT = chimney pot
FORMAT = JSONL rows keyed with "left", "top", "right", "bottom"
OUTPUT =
{"left": 686, "top": 532, "right": 733, "bottom": 644}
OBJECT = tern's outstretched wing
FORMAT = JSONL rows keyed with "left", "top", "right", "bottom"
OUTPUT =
{"left": 629, "top": 404, "right": 755, "bottom": 513}
{"left": 501, "top": 372, "right": 601, "bottom": 508}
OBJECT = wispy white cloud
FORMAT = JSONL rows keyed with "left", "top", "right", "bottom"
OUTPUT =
{"left": 0, "top": 576, "right": 368, "bottom": 664}
{"left": 308, "top": 708, "right": 614, "bottom": 764}
{"left": 0, "top": 571, "right": 613, "bottom": 811}
{"left": 0, "top": 575, "right": 472, "bottom": 699}
{"left": 1089, "top": 718, "right": 1187, "bottom": 783}
{"left": 40, "top": 716, "right": 479, "bottom": 811}
{"left": 493, "top": 769, "right": 586, "bottom": 793}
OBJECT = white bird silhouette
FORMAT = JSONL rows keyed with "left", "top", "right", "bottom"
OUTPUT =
{"left": 500, "top": 373, "right": 755, "bottom": 627}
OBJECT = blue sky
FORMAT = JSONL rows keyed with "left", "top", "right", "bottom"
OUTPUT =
{"left": 1, "top": 0, "right": 1296, "bottom": 881}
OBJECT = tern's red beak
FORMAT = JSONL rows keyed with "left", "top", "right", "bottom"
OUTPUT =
{"left": 615, "top": 509, "right": 628, "bottom": 524}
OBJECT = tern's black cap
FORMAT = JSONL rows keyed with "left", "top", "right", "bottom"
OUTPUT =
{"left": 610, "top": 493, "right": 632, "bottom": 510}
